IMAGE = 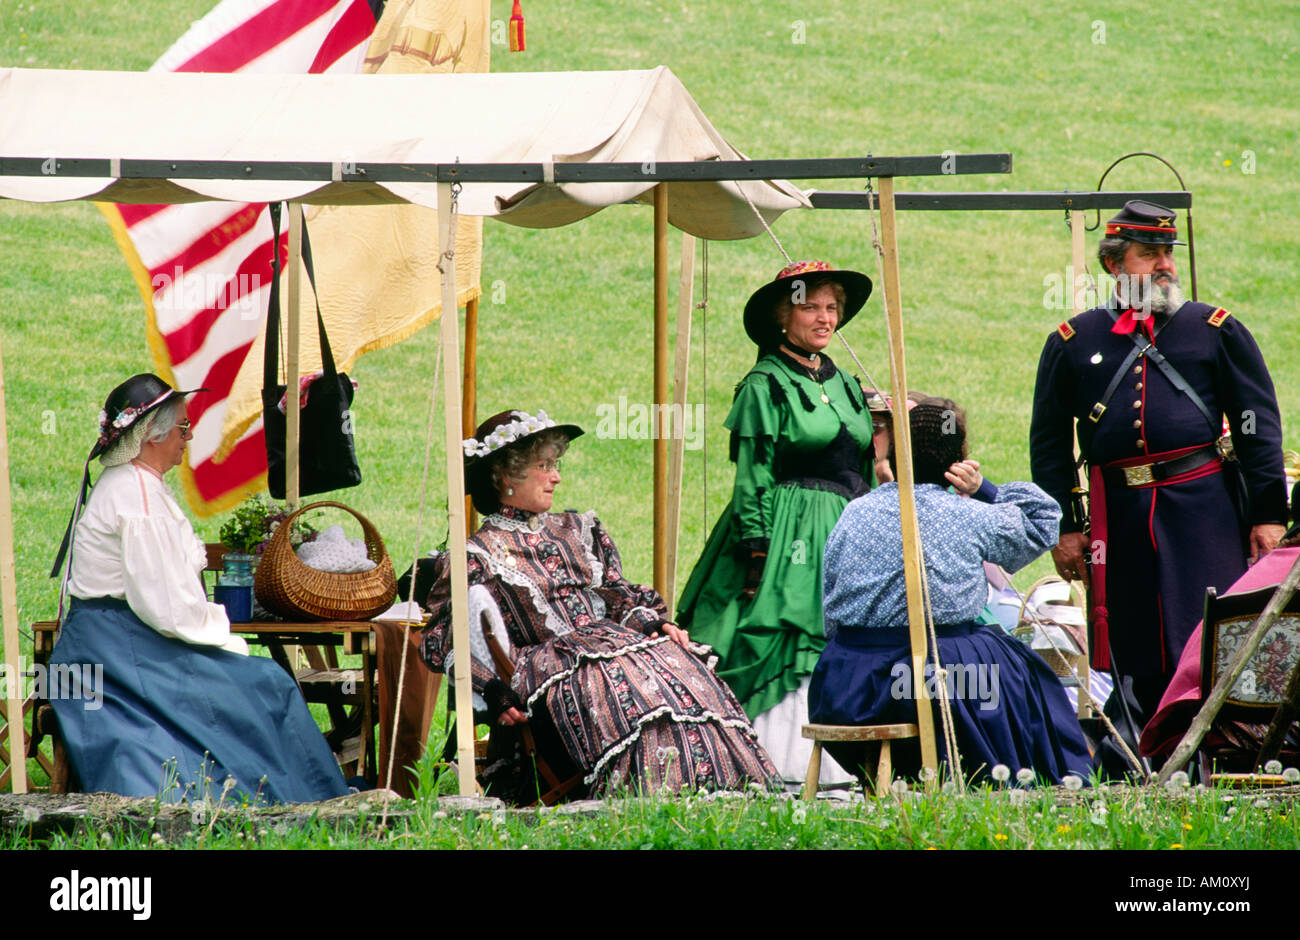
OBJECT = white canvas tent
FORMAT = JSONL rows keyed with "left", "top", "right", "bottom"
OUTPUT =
{"left": 0, "top": 66, "right": 806, "bottom": 231}
{"left": 0, "top": 64, "right": 815, "bottom": 795}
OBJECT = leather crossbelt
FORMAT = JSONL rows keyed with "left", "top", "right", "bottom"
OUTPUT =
{"left": 1102, "top": 443, "right": 1221, "bottom": 488}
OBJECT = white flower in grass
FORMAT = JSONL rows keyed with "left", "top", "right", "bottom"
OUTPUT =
{"left": 918, "top": 766, "right": 937, "bottom": 783}
{"left": 991, "top": 764, "right": 1011, "bottom": 784}
{"left": 1063, "top": 775, "right": 1084, "bottom": 791}
{"left": 1015, "top": 768, "right": 1035, "bottom": 785}
{"left": 150, "top": 832, "right": 164, "bottom": 845}
{"left": 1264, "top": 759, "right": 1283, "bottom": 775}
{"left": 1283, "top": 768, "right": 1300, "bottom": 784}
{"left": 891, "top": 779, "right": 909, "bottom": 796}
{"left": 100, "top": 832, "right": 112, "bottom": 846}
{"left": 1008, "top": 789, "right": 1027, "bottom": 807}
{"left": 1164, "top": 770, "right": 1191, "bottom": 792}
{"left": 1254, "top": 798, "right": 1270, "bottom": 809}
{"left": 1089, "top": 803, "right": 1109, "bottom": 826}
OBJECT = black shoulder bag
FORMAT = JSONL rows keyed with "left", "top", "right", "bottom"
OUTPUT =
{"left": 262, "top": 202, "right": 362, "bottom": 499}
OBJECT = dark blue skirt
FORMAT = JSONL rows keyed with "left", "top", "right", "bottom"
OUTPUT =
{"left": 48, "top": 597, "right": 348, "bottom": 804}
{"left": 809, "top": 622, "right": 1093, "bottom": 785}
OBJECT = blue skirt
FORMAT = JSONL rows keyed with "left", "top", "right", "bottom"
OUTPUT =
{"left": 809, "top": 622, "right": 1093, "bottom": 784}
{"left": 48, "top": 597, "right": 348, "bottom": 803}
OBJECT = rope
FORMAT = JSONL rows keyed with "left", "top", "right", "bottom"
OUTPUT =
{"left": 1014, "top": 578, "right": 1148, "bottom": 779}
{"left": 834, "top": 332, "right": 884, "bottom": 401}
{"left": 739, "top": 183, "right": 793, "bottom": 267}
{"left": 381, "top": 219, "right": 452, "bottom": 820}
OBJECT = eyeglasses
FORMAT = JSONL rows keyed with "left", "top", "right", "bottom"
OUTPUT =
{"left": 532, "top": 458, "right": 562, "bottom": 473}
{"left": 175, "top": 419, "right": 192, "bottom": 436}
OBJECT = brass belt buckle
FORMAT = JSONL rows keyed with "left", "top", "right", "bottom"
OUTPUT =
{"left": 1123, "top": 464, "right": 1155, "bottom": 486}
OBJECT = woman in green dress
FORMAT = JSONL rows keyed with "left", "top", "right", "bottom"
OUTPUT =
{"left": 677, "top": 260, "right": 876, "bottom": 783}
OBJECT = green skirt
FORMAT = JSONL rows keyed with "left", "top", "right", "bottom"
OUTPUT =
{"left": 677, "top": 481, "right": 850, "bottom": 720}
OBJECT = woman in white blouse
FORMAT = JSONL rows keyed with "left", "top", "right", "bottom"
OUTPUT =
{"left": 48, "top": 374, "right": 347, "bottom": 803}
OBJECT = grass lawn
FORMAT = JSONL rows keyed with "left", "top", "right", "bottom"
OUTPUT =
{"left": 2, "top": 0, "right": 1298, "bottom": 847}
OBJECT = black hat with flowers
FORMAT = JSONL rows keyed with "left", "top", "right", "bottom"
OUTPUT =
{"left": 52, "top": 374, "right": 206, "bottom": 579}
{"left": 743, "top": 260, "right": 873, "bottom": 350}
{"left": 463, "top": 409, "right": 583, "bottom": 514}
{"left": 91, "top": 373, "right": 207, "bottom": 460}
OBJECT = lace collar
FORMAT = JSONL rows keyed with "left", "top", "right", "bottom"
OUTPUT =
{"left": 489, "top": 504, "right": 548, "bottom": 533}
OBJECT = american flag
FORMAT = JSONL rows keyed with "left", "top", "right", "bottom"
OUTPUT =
{"left": 101, "top": 0, "right": 384, "bottom": 515}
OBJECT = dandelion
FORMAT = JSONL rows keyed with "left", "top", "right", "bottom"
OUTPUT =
{"left": 432, "top": 810, "right": 448, "bottom": 820}
{"left": 1170, "top": 842, "right": 1184, "bottom": 849}
{"left": 891, "top": 779, "right": 909, "bottom": 796}
{"left": 993, "top": 833, "right": 1008, "bottom": 842}
{"left": 1056, "top": 824, "right": 1071, "bottom": 834}
{"left": 1090, "top": 803, "right": 1109, "bottom": 826}
{"left": 1063, "top": 774, "right": 1083, "bottom": 791}
{"left": 991, "top": 764, "right": 1011, "bottom": 784}
{"left": 1254, "top": 798, "right": 1270, "bottom": 809}
{"left": 1167, "top": 769, "right": 1190, "bottom": 790}
{"left": 918, "top": 766, "right": 936, "bottom": 783}
{"left": 1264, "top": 759, "right": 1283, "bottom": 775}
{"left": 100, "top": 831, "right": 113, "bottom": 846}
{"left": 1283, "top": 768, "right": 1300, "bottom": 784}
{"left": 1008, "top": 789, "right": 1027, "bottom": 807}
{"left": 1183, "top": 822, "right": 1193, "bottom": 831}
{"left": 1015, "top": 768, "right": 1035, "bottom": 785}
{"left": 21, "top": 806, "right": 40, "bottom": 824}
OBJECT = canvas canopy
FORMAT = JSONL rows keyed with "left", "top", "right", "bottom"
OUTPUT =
{"left": 0, "top": 65, "right": 806, "bottom": 238}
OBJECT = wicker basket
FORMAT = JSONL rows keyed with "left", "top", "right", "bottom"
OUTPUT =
{"left": 254, "top": 500, "right": 397, "bottom": 621}
{"left": 1013, "top": 576, "right": 1088, "bottom": 678}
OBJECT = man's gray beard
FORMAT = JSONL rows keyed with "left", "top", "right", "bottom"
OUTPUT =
{"left": 1116, "top": 273, "right": 1185, "bottom": 316}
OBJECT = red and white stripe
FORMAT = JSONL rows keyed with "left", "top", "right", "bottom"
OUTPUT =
{"left": 111, "top": 0, "right": 380, "bottom": 512}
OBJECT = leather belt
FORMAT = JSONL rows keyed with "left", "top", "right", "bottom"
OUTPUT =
{"left": 1102, "top": 444, "right": 1221, "bottom": 488}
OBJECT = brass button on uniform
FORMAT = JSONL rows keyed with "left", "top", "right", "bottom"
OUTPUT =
{"left": 1133, "top": 420, "right": 1142, "bottom": 429}
{"left": 1137, "top": 439, "right": 1146, "bottom": 448}
{"left": 1133, "top": 400, "right": 1142, "bottom": 408}
{"left": 1133, "top": 365, "right": 1142, "bottom": 374}
{"left": 1135, "top": 382, "right": 1143, "bottom": 390}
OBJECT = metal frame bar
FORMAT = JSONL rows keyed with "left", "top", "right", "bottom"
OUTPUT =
{"left": 0, "top": 154, "right": 1012, "bottom": 184}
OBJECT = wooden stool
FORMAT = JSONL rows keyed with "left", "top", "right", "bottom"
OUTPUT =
{"left": 801, "top": 723, "right": 919, "bottom": 799}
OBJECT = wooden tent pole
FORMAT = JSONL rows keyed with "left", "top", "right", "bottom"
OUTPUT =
{"left": 1068, "top": 209, "right": 1093, "bottom": 719}
{"left": 437, "top": 183, "right": 477, "bottom": 796}
{"left": 653, "top": 185, "right": 669, "bottom": 597}
{"left": 877, "top": 176, "right": 939, "bottom": 775}
{"left": 664, "top": 233, "right": 696, "bottom": 617}
{"left": 285, "top": 202, "right": 304, "bottom": 511}
{"left": 463, "top": 295, "right": 479, "bottom": 532}
{"left": 0, "top": 333, "right": 27, "bottom": 793}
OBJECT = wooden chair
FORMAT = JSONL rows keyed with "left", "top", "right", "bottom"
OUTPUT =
{"left": 477, "top": 616, "right": 584, "bottom": 806}
{"left": 801, "top": 722, "right": 919, "bottom": 799}
{"left": 1197, "top": 583, "right": 1300, "bottom": 775}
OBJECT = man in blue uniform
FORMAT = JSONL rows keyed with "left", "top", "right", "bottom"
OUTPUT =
{"left": 1030, "top": 200, "right": 1287, "bottom": 718}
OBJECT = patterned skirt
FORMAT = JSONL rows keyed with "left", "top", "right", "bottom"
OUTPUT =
{"left": 512, "top": 622, "right": 777, "bottom": 797}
